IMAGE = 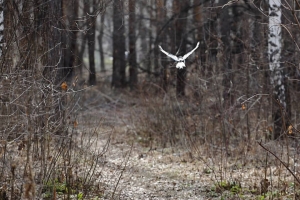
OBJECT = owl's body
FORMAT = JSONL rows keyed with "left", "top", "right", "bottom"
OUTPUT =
{"left": 175, "top": 60, "right": 185, "bottom": 69}
{"left": 158, "top": 42, "right": 199, "bottom": 69}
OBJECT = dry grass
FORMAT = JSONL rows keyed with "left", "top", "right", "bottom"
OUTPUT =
{"left": 0, "top": 66, "right": 300, "bottom": 199}
{"left": 73, "top": 76, "right": 300, "bottom": 199}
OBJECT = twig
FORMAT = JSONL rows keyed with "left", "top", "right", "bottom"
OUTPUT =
{"left": 222, "top": 0, "right": 239, "bottom": 8}
{"left": 257, "top": 141, "right": 300, "bottom": 183}
{"left": 111, "top": 142, "right": 133, "bottom": 200}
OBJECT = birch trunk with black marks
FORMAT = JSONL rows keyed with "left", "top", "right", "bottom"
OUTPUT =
{"left": 268, "top": 0, "right": 286, "bottom": 139}
{"left": 0, "top": 0, "right": 4, "bottom": 58}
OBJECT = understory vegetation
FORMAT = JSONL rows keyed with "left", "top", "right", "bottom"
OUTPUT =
{"left": 1, "top": 68, "right": 299, "bottom": 199}
{"left": 1, "top": 0, "right": 300, "bottom": 199}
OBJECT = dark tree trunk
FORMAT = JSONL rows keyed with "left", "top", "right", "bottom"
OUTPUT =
{"left": 98, "top": 12, "right": 106, "bottom": 72}
{"left": 37, "top": 0, "right": 65, "bottom": 139}
{"left": 78, "top": 34, "right": 87, "bottom": 76}
{"left": 174, "top": 0, "right": 189, "bottom": 97}
{"left": 128, "top": 0, "right": 138, "bottom": 88}
{"left": 2, "top": 0, "right": 13, "bottom": 73}
{"left": 193, "top": 0, "right": 205, "bottom": 68}
{"left": 87, "top": 26, "right": 96, "bottom": 85}
{"left": 154, "top": 0, "right": 164, "bottom": 73}
{"left": 112, "top": 0, "right": 126, "bottom": 88}
{"left": 62, "top": 0, "right": 78, "bottom": 81}
{"left": 155, "top": 0, "right": 168, "bottom": 91}
{"left": 77, "top": 1, "right": 89, "bottom": 77}
{"left": 41, "top": 0, "right": 63, "bottom": 83}
{"left": 68, "top": 1, "right": 78, "bottom": 80}
{"left": 87, "top": 0, "right": 96, "bottom": 85}
{"left": 220, "top": 1, "right": 234, "bottom": 109}
{"left": 146, "top": 1, "right": 153, "bottom": 79}
{"left": 219, "top": 0, "right": 235, "bottom": 150}
{"left": 19, "top": 0, "right": 34, "bottom": 70}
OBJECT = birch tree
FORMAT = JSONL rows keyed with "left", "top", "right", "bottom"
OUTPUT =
{"left": 0, "top": 0, "right": 4, "bottom": 58}
{"left": 268, "top": 0, "right": 286, "bottom": 139}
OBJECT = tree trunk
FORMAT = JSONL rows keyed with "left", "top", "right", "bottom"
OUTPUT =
{"left": 220, "top": 1, "right": 234, "bottom": 109}
{"left": 219, "top": 0, "right": 235, "bottom": 151}
{"left": 42, "top": 0, "right": 63, "bottom": 83}
{"left": 155, "top": 0, "right": 168, "bottom": 92}
{"left": 0, "top": 0, "right": 4, "bottom": 58}
{"left": 112, "top": 0, "right": 126, "bottom": 88}
{"left": 3, "top": 0, "right": 20, "bottom": 72}
{"left": 193, "top": 0, "right": 205, "bottom": 69}
{"left": 68, "top": 0, "right": 78, "bottom": 80}
{"left": 19, "top": 0, "right": 34, "bottom": 70}
{"left": 87, "top": 0, "right": 96, "bottom": 85}
{"left": 146, "top": 1, "right": 153, "bottom": 79}
{"left": 154, "top": 0, "right": 164, "bottom": 73}
{"left": 268, "top": 0, "right": 286, "bottom": 139}
{"left": 173, "top": 0, "right": 189, "bottom": 97}
{"left": 62, "top": 0, "right": 78, "bottom": 81}
{"left": 34, "top": 0, "right": 65, "bottom": 142}
{"left": 78, "top": 33, "right": 87, "bottom": 76}
{"left": 280, "top": 1, "right": 293, "bottom": 138}
{"left": 192, "top": 0, "right": 204, "bottom": 96}
{"left": 128, "top": 0, "right": 138, "bottom": 89}
{"left": 77, "top": 1, "right": 89, "bottom": 77}
{"left": 98, "top": 12, "right": 106, "bottom": 72}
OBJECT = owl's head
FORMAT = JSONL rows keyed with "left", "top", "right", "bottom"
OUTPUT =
{"left": 177, "top": 56, "right": 185, "bottom": 62}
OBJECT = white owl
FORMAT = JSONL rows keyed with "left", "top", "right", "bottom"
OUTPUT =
{"left": 158, "top": 42, "right": 200, "bottom": 69}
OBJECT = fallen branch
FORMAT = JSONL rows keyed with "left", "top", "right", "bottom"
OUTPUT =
{"left": 257, "top": 141, "right": 300, "bottom": 184}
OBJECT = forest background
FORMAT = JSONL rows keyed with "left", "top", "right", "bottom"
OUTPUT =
{"left": 0, "top": 0, "right": 300, "bottom": 199}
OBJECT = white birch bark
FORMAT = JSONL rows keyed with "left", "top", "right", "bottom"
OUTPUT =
{"left": 0, "top": 0, "right": 4, "bottom": 57}
{"left": 268, "top": 0, "right": 285, "bottom": 107}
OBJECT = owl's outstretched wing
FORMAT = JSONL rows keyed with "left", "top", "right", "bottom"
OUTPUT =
{"left": 182, "top": 42, "right": 200, "bottom": 60}
{"left": 158, "top": 45, "right": 179, "bottom": 61}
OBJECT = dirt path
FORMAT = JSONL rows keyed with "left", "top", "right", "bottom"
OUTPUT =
{"left": 98, "top": 134, "right": 208, "bottom": 199}
{"left": 89, "top": 133, "right": 213, "bottom": 199}
{"left": 76, "top": 89, "right": 296, "bottom": 199}
{"left": 77, "top": 92, "right": 211, "bottom": 199}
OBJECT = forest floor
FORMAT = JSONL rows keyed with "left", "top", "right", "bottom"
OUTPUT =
{"left": 75, "top": 83, "right": 298, "bottom": 200}
{"left": 77, "top": 86, "right": 211, "bottom": 199}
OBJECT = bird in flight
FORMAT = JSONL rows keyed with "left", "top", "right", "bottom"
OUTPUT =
{"left": 158, "top": 42, "right": 200, "bottom": 69}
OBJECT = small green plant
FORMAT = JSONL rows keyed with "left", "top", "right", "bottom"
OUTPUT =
{"left": 216, "top": 181, "right": 241, "bottom": 193}
{"left": 230, "top": 185, "right": 242, "bottom": 194}
{"left": 77, "top": 192, "right": 83, "bottom": 199}
{"left": 209, "top": 180, "right": 243, "bottom": 199}
{"left": 203, "top": 167, "right": 212, "bottom": 174}
{"left": 257, "top": 195, "right": 265, "bottom": 200}
{"left": 42, "top": 179, "right": 68, "bottom": 199}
